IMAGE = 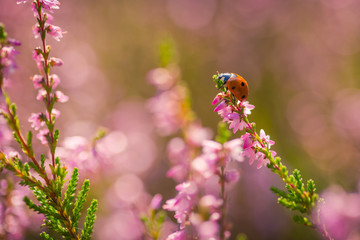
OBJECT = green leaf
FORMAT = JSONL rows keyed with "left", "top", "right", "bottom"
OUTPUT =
{"left": 72, "top": 179, "right": 90, "bottom": 233}
{"left": 292, "top": 169, "right": 304, "bottom": 190}
{"left": 40, "top": 154, "right": 46, "bottom": 170}
{"left": 80, "top": 199, "right": 98, "bottom": 240}
{"left": 293, "top": 215, "right": 313, "bottom": 227}
{"left": 26, "top": 131, "right": 33, "bottom": 155}
{"left": 40, "top": 232, "right": 55, "bottom": 240}
{"left": 270, "top": 186, "right": 287, "bottom": 198}
{"left": 63, "top": 168, "right": 79, "bottom": 213}
{"left": 307, "top": 179, "right": 316, "bottom": 194}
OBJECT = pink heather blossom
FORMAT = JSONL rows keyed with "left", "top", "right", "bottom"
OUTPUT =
{"left": 7, "top": 39, "right": 21, "bottom": 46}
{"left": 166, "top": 230, "right": 186, "bottom": 240}
{"left": 241, "top": 133, "right": 255, "bottom": 160}
{"left": 32, "top": 24, "right": 41, "bottom": 39}
{"left": 203, "top": 139, "right": 243, "bottom": 163}
{"left": 212, "top": 94, "right": 223, "bottom": 105}
{"left": 36, "top": 89, "right": 47, "bottom": 101}
{"left": 191, "top": 139, "right": 243, "bottom": 179}
{"left": 223, "top": 139, "right": 244, "bottom": 162}
{"left": 0, "top": 118, "right": 12, "bottom": 146}
{"left": 217, "top": 106, "right": 233, "bottom": 122}
{"left": 198, "top": 195, "right": 223, "bottom": 211}
{"left": 48, "top": 24, "right": 63, "bottom": 41}
{"left": 32, "top": 49, "right": 44, "bottom": 70}
{"left": 55, "top": 91, "right": 69, "bottom": 103}
{"left": 46, "top": 108, "right": 60, "bottom": 121}
{"left": 50, "top": 74, "right": 60, "bottom": 89}
{"left": 36, "top": 129, "right": 49, "bottom": 145}
{"left": 241, "top": 100, "right": 255, "bottom": 115}
{"left": 163, "top": 181, "right": 198, "bottom": 228}
{"left": 259, "top": 129, "right": 275, "bottom": 147}
{"left": 213, "top": 100, "right": 227, "bottom": 112}
{"left": 28, "top": 112, "right": 44, "bottom": 130}
{"left": 41, "top": 0, "right": 60, "bottom": 11}
{"left": 49, "top": 57, "right": 63, "bottom": 67}
{"left": 31, "top": 74, "right": 44, "bottom": 89}
{"left": 57, "top": 137, "right": 94, "bottom": 172}
{"left": 227, "top": 113, "right": 247, "bottom": 133}
{"left": 0, "top": 46, "right": 19, "bottom": 78}
{"left": 254, "top": 152, "right": 270, "bottom": 169}
{"left": 240, "top": 132, "right": 275, "bottom": 169}
{"left": 191, "top": 155, "right": 217, "bottom": 179}
{"left": 150, "top": 194, "right": 162, "bottom": 210}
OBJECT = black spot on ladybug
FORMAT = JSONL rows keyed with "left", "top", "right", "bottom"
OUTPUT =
{"left": 232, "top": 86, "right": 236, "bottom": 90}
{"left": 241, "top": 95, "right": 246, "bottom": 99}
{"left": 241, "top": 82, "right": 245, "bottom": 86}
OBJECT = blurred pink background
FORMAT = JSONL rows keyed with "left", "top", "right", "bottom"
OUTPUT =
{"left": 1, "top": 0, "right": 360, "bottom": 239}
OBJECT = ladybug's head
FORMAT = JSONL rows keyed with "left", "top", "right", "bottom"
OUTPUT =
{"left": 218, "top": 73, "right": 236, "bottom": 84}
{"left": 214, "top": 72, "right": 236, "bottom": 89}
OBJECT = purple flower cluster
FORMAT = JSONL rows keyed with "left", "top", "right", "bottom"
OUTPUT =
{"left": 17, "top": 0, "right": 68, "bottom": 147}
{"left": 213, "top": 93, "right": 277, "bottom": 169}
{"left": 0, "top": 43, "right": 19, "bottom": 85}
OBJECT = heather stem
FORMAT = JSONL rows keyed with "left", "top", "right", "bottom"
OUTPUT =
{"left": 36, "top": 0, "right": 56, "bottom": 179}
{"left": 219, "top": 165, "right": 226, "bottom": 240}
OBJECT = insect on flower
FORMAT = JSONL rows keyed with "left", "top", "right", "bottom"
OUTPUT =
{"left": 217, "top": 72, "right": 249, "bottom": 101}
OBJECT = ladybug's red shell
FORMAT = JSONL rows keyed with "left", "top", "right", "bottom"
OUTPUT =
{"left": 225, "top": 74, "right": 249, "bottom": 101}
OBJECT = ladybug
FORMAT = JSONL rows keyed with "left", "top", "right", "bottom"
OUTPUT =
{"left": 218, "top": 73, "right": 249, "bottom": 101}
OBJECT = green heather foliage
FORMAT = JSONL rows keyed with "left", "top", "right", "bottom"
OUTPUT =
{"left": 0, "top": 23, "right": 97, "bottom": 239}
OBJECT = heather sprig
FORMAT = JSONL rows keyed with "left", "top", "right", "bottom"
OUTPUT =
{"left": 212, "top": 73, "right": 333, "bottom": 240}
{"left": 0, "top": 2, "right": 97, "bottom": 239}
{"left": 140, "top": 194, "right": 166, "bottom": 240}
{"left": 149, "top": 47, "right": 243, "bottom": 239}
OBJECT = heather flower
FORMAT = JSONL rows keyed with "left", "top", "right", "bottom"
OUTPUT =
{"left": 7, "top": 39, "right": 21, "bottom": 46}
{"left": 50, "top": 74, "right": 60, "bottom": 89}
{"left": 150, "top": 194, "right": 163, "bottom": 210}
{"left": 32, "top": 49, "right": 44, "bottom": 70}
{"left": 32, "top": 24, "right": 40, "bottom": 39}
{"left": 36, "top": 128, "right": 49, "bottom": 144}
{"left": 163, "top": 181, "right": 198, "bottom": 228}
{"left": 36, "top": 88, "right": 47, "bottom": 101}
{"left": 16, "top": 0, "right": 28, "bottom": 4}
{"left": 55, "top": 90, "right": 69, "bottom": 102}
{"left": 28, "top": 112, "right": 45, "bottom": 130}
{"left": 166, "top": 230, "right": 186, "bottom": 240}
{"left": 30, "top": 74, "right": 44, "bottom": 89}
{"left": 47, "top": 108, "right": 60, "bottom": 120}
{"left": 47, "top": 24, "right": 63, "bottom": 41}
{"left": 212, "top": 93, "right": 224, "bottom": 105}
{"left": 213, "top": 100, "right": 227, "bottom": 112}
{"left": 0, "top": 46, "right": 19, "bottom": 78}
{"left": 42, "top": 0, "right": 60, "bottom": 11}
{"left": 49, "top": 57, "right": 63, "bottom": 67}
